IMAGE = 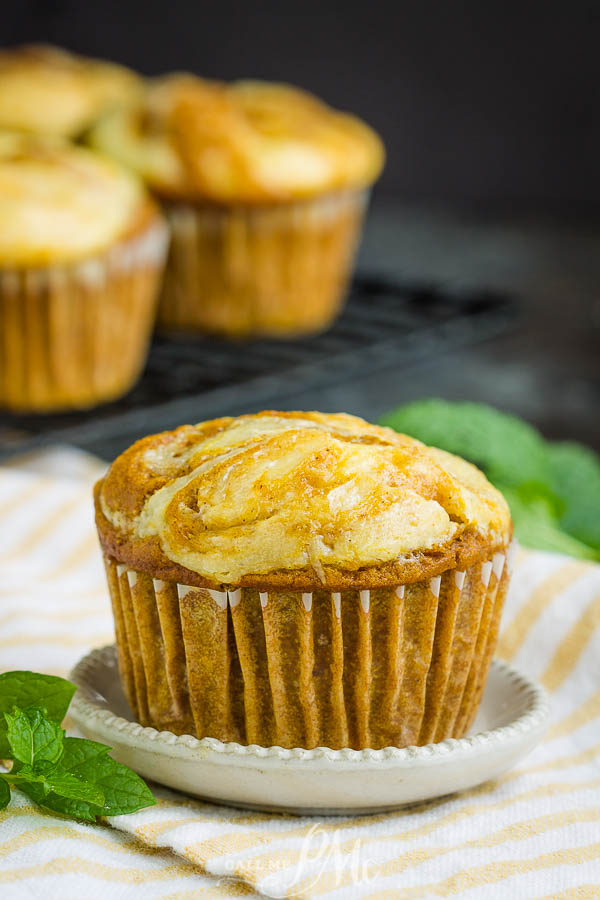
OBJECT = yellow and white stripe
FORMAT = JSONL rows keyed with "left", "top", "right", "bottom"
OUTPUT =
{"left": 0, "top": 451, "right": 599, "bottom": 898}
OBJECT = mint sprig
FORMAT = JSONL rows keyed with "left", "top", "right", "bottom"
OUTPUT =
{"left": 0, "top": 671, "right": 155, "bottom": 822}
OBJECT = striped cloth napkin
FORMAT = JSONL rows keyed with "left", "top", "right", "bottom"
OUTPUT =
{"left": 0, "top": 448, "right": 599, "bottom": 899}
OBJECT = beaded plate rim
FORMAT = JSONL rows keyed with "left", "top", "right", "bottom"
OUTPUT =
{"left": 69, "top": 645, "right": 550, "bottom": 765}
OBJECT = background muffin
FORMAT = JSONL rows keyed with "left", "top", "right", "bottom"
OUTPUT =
{"left": 95, "top": 411, "right": 512, "bottom": 750}
{"left": 0, "top": 132, "right": 168, "bottom": 412}
{"left": 0, "top": 44, "right": 142, "bottom": 137}
{"left": 89, "top": 76, "right": 384, "bottom": 337}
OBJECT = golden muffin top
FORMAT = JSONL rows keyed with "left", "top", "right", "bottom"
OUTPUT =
{"left": 0, "top": 133, "right": 147, "bottom": 266}
{"left": 96, "top": 411, "right": 512, "bottom": 585}
{"left": 88, "top": 74, "right": 385, "bottom": 203}
{"left": 0, "top": 44, "right": 142, "bottom": 137}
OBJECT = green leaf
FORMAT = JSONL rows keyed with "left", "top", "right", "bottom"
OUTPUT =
{"left": 0, "top": 673, "right": 75, "bottom": 723}
{"left": 4, "top": 711, "right": 34, "bottom": 766}
{"left": 19, "top": 739, "right": 155, "bottom": 822}
{"left": 4, "top": 766, "right": 52, "bottom": 797}
{"left": 60, "top": 736, "right": 111, "bottom": 770}
{"left": 17, "top": 781, "right": 102, "bottom": 823}
{"left": 548, "top": 442, "right": 600, "bottom": 551}
{"left": 498, "top": 484, "right": 599, "bottom": 559}
{"left": 44, "top": 769, "right": 104, "bottom": 806}
{"left": 380, "top": 399, "right": 551, "bottom": 488}
{"left": 0, "top": 673, "right": 75, "bottom": 757}
{"left": 6, "top": 761, "right": 102, "bottom": 805}
{"left": 0, "top": 777, "right": 9, "bottom": 810}
{"left": 97, "top": 768, "right": 156, "bottom": 817}
{"left": 5, "top": 765, "right": 48, "bottom": 783}
{"left": 4, "top": 708, "right": 64, "bottom": 767}
{"left": 60, "top": 737, "right": 155, "bottom": 817}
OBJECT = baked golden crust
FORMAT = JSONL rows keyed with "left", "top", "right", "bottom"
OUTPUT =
{"left": 0, "top": 44, "right": 142, "bottom": 137}
{"left": 95, "top": 412, "right": 512, "bottom": 588}
{"left": 0, "top": 132, "right": 147, "bottom": 266}
{"left": 88, "top": 74, "right": 385, "bottom": 203}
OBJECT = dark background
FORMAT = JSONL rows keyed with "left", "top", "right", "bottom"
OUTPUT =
{"left": 3, "top": 1, "right": 600, "bottom": 450}
{"left": 6, "top": 0, "right": 600, "bottom": 215}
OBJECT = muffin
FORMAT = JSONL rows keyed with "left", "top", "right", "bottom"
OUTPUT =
{"left": 0, "top": 44, "right": 142, "bottom": 137}
{"left": 0, "top": 132, "right": 168, "bottom": 412}
{"left": 89, "top": 76, "right": 384, "bottom": 337}
{"left": 95, "top": 411, "right": 513, "bottom": 750}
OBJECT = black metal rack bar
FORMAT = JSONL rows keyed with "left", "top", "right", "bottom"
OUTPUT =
{"left": 0, "top": 274, "right": 517, "bottom": 461}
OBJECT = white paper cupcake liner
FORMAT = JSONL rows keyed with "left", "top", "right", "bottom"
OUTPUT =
{"left": 0, "top": 213, "right": 168, "bottom": 412}
{"left": 157, "top": 189, "right": 368, "bottom": 337}
{"left": 103, "top": 545, "right": 512, "bottom": 751}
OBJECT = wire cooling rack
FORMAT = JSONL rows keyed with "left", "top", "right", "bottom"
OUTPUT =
{"left": 0, "top": 274, "right": 517, "bottom": 460}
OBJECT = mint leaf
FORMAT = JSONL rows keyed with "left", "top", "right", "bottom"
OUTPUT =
{"left": 18, "top": 739, "right": 155, "bottom": 822}
{"left": 17, "top": 781, "right": 103, "bottom": 823}
{"left": 3, "top": 711, "right": 33, "bottom": 766}
{"left": 499, "top": 485, "right": 598, "bottom": 559}
{"left": 5, "top": 762, "right": 103, "bottom": 806}
{"left": 60, "top": 736, "right": 111, "bottom": 770}
{"left": 0, "top": 778, "right": 9, "bottom": 810}
{"left": 4, "top": 766, "right": 52, "bottom": 797}
{"left": 5, "top": 765, "right": 48, "bottom": 783}
{"left": 97, "top": 766, "right": 156, "bottom": 817}
{"left": 0, "top": 673, "right": 75, "bottom": 757}
{"left": 549, "top": 442, "right": 600, "bottom": 552}
{"left": 44, "top": 770, "right": 104, "bottom": 806}
{"left": 61, "top": 737, "right": 155, "bottom": 816}
{"left": 5, "top": 709, "right": 64, "bottom": 767}
{"left": 0, "top": 673, "right": 75, "bottom": 723}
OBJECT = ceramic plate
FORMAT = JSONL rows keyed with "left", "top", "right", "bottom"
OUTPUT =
{"left": 69, "top": 646, "right": 550, "bottom": 815}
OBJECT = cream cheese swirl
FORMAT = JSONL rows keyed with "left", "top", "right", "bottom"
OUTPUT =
{"left": 0, "top": 133, "right": 145, "bottom": 266}
{"left": 99, "top": 412, "right": 512, "bottom": 584}
{"left": 0, "top": 44, "right": 142, "bottom": 137}
{"left": 89, "top": 75, "right": 385, "bottom": 203}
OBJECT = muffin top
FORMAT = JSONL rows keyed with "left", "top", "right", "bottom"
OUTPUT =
{"left": 88, "top": 75, "right": 385, "bottom": 203}
{"left": 0, "top": 133, "right": 147, "bottom": 266}
{"left": 0, "top": 44, "right": 142, "bottom": 137}
{"left": 96, "top": 411, "right": 512, "bottom": 587}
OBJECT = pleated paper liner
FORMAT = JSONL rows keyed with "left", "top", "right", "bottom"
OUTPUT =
{"left": 0, "top": 210, "right": 168, "bottom": 413}
{"left": 103, "top": 546, "right": 513, "bottom": 751}
{"left": 157, "top": 188, "right": 367, "bottom": 338}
